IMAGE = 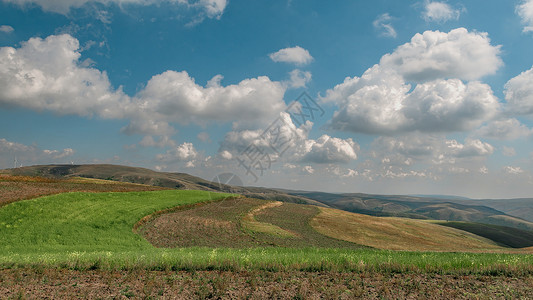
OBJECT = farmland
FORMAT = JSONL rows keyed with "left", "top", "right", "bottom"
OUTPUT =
{"left": 0, "top": 174, "right": 533, "bottom": 298}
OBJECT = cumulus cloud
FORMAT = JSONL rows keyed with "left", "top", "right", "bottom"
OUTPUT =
{"left": 323, "top": 66, "right": 499, "bottom": 135}
{"left": 287, "top": 69, "right": 311, "bottom": 88}
{"left": 517, "top": 0, "right": 533, "bottom": 33}
{"left": 2, "top": 0, "right": 227, "bottom": 19}
{"left": 476, "top": 118, "right": 532, "bottom": 140}
{"left": 380, "top": 28, "right": 502, "bottom": 82}
{"left": 0, "top": 25, "right": 14, "bottom": 33}
{"left": 0, "top": 34, "right": 129, "bottom": 118}
{"left": 0, "top": 34, "right": 288, "bottom": 145}
{"left": 373, "top": 13, "right": 397, "bottom": 38}
{"left": 299, "top": 135, "right": 358, "bottom": 164}
{"left": 218, "top": 112, "right": 311, "bottom": 158}
{"left": 422, "top": 1, "right": 462, "bottom": 23}
{"left": 504, "top": 65, "right": 533, "bottom": 115}
{"left": 156, "top": 142, "right": 198, "bottom": 162}
{"left": 137, "top": 71, "right": 287, "bottom": 128}
{"left": 322, "top": 28, "right": 502, "bottom": 135}
{"left": 219, "top": 112, "right": 358, "bottom": 165}
{"left": 269, "top": 46, "right": 313, "bottom": 65}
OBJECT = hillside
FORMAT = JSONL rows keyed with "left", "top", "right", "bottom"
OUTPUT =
{"left": 286, "top": 190, "right": 533, "bottom": 231}
{"left": 1, "top": 164, "right": 326, "bottom": 207}
{"left": 436, "top": 221, "right": 533, "bottom": 248}
{"left": 4, "top": 164, "right": 533, "bottom": 233}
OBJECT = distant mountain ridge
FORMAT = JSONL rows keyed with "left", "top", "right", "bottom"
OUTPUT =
{"left": 3, "top": 164, "right": 533, "bottom": 232}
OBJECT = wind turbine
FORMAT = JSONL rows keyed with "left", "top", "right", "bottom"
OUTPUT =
{"left": 13, "top": 156, "right": 18, "bottom": 169}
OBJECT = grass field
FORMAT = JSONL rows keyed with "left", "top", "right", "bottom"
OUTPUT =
{"left": 0, "top": 190, "right": 234, "bottom": 253}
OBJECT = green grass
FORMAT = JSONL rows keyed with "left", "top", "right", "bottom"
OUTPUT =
{"left": 1, "top": 248, "right": 533, "bottom": 275}
{"left": 0, "top": 190, "right": 234, "bottom": 253}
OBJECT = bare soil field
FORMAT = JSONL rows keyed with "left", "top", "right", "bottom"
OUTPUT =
{"left": 0, "top": 268, "right": 531, "bottom": 299}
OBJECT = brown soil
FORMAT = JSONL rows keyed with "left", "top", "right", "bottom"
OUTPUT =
{"left": 0, "top": 175, "right": 166, "bottom": 208}
{"left": 0, "top": 268, "right": 531, "bottom": 299}
{"left": 139, "top": 197, "right": 273, "bottom": 248}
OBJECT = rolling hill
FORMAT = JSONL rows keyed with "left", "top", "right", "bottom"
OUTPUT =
{"left": 3, "top": 164, "right": 533, "bottom": 233}
{"left": 1, "top": 164, "right": 327, "bottom": 207}
{"left": 286, "top": 190, "right": 533, "bottom": 231}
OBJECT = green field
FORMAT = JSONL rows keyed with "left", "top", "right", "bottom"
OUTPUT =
{"left": 0, "top": 190, "right": 234, "bottom": 253}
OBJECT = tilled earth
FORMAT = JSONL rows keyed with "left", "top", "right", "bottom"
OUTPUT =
{"left": 0, "top": 268, "right": 532, "bottom": 299}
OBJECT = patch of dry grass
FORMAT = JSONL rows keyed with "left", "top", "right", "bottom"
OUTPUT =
{"left": 310, "top": 207, "right": 526, "bottom": 253}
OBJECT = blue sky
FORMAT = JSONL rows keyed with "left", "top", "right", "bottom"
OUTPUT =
{"left": 1, "top": 0, "right": 533, "bottom": 198}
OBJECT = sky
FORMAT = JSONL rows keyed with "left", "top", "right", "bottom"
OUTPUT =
{"left": 1, "top": 0, "right": 533, "bottom": 198}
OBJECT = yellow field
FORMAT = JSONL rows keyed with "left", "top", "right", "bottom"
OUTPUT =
{"left": 310, "top": 207, "right": 533, "bottom": 253}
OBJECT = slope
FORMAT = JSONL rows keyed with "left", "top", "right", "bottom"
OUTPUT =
{"left": 309, "top": 207, "right": 521, "bottom": 253}
{"left": 2, "top": 164, "right": 326, "bottom": 207}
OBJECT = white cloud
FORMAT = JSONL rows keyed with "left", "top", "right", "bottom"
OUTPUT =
{"left": 199, "top": 0, "right": 227, "bottom": 19}
{"left": 517, "top": 0, "right": 533, "bottom": 33}
{"left": 504, "top": 65, "right": 533, "bottom": 115}
{"left": 322, "top": 28, "right": 502, "bottom": 135}
{"left": 0, "top": 34, "right": 129, "bottom": 118}
{"left": 2, "top": 0, "right": 228, "bottom": 19}
{"left": 0, "top": 34, "right": 289, "bottom": 146}
{"left": 156, "top": 142, "right": 198, "bottom": 162}
{"left": 42, "top": 148, "right": 75, "bottom": 159}
{"left": 445, "top": 138, "right": 494, "bottom": 158}
{"left": 218, "top": 112, "right": 311, "bottom": 157}
{"left": 373, "top": 135, "right": 494, "bottom": 168}
{"left": 302, "top": 165, "right": 314, "bottom": 174}
{"left": 269, "top": 46, "right": 313, "bottom": 65}
{"left": 219, "top": 112, "right": 358, "bottom": 165}
{"left": 422, "top": 1, "right": 461, "bottom": 23}
{"left": 476, "top": 118, "right": 532, "bottom": 140}
{"left": 137, "top": 71, "right": 287, "bottom": 129}
{"left": 323, "top": 66, "right": 499, "bottom": 135}
{"left": 287, "top": 69, "right": 311, "bottom": 88}
{"left": 299, "top": 135, "right": 358, "bottom": 164}
{"left": 504, "top": 166, "right": 524, "bottom": 174}
{"left": 0, "top": 138, "right": 75, "bottom": 168}
{"left": 380, "top": 28, "right": 502, "bottom": 82}
{"left": 0, "top": 25, "right": 14, "bottom": 33}
{"left": 373, "top": 13, "right": 397, "bottom": 38}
